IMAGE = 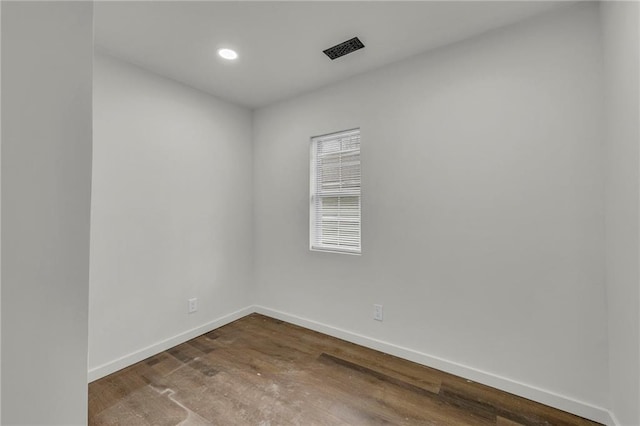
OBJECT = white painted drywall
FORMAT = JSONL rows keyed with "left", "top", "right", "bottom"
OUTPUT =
{"left": 254, "top": 2, "right": 608, "bottom": 411}
{"left": 601, "top": 2, "right": 640, "bottom": 425}
{"left": 0, "top": 2, "right": 3, "bottom": 421}
{"left": 1, "top": 2, "right": 93, "bottom": 424}
{"left": 88, "top": 53, "right": 253, "bottom": 374}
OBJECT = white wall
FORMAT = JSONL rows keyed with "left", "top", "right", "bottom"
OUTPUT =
{"left": 0, "top": 1, "right": 3, "bottom": 421}
{"left": 89, "top": 53, "right": 254, "bottom": 378}
{"left": 254, "top": 2, "right": 609, "bottom": 418}
{"left": 1, "top": 2, "right": 93, "bottom": 424}
{"left": 601, "top": 2, "right": 640, "bottom": 425}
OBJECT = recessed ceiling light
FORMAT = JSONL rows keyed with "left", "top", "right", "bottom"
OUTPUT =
{"left": 218, "top": 48, "right": 238, "bottom": 60}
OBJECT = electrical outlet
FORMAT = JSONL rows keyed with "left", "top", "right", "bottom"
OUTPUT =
{"left": 188, "top": 298, "right": 198, "bottom": 314}
{"left": 373, "top": 304, "right": 383, "bottom": 321}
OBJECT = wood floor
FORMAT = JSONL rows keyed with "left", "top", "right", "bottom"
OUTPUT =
{"left": 89, "top": 314, "right": 600, "bottom": 426}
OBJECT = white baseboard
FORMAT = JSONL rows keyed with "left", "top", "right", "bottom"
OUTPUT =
{"left": 608, "top": 411, "right": 621, "bottom": 426}
{"left": 253, "top": 305, "right": 616, "bottom": 426}
{"left": 87, "top": 305, "right": 254, "bottom": 382}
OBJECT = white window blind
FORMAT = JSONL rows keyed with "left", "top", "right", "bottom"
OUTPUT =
{"left": 310, "top": 128, "right": 361, "bottom": 254}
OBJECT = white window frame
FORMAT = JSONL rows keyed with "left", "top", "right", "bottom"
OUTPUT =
{"left": 310, "top": 128, "right": 361, "bottom": 255}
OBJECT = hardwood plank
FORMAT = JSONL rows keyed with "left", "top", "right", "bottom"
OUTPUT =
{"left": 90, "top": 385, "right": 188, "bottom": 425}
{"left": 89, "top": 313, "right": 602, "bottom": 426}
{"left": 497, "top": 416, "right": 526, "bottom": 426}
{"left": 313, "top": 351, "right": 495, "bottom": 425}
{"left": 317, "top": 353, "right": 439, "bottom": 397}
{"left": 440, "top": 377, "right": 598, "bottom": 426}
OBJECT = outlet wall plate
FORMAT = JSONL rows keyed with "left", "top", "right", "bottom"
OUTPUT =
{"left": 188, "top": 298, "right": 198, "bottom": 313}
{"left": 373, "top": 304, "right": 383, "bottom": 321}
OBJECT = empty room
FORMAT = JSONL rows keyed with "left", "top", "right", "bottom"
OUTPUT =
{"left": 1, "top": 0, "right": 639, "bottom": 425}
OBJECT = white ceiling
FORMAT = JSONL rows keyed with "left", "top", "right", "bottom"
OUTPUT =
{"left": 95, "top": 1, "right": 569, "bottom": 109}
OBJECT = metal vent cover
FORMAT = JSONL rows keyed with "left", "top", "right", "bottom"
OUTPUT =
{"left": 323, "top": 37, "right": 365, "bottom": 60}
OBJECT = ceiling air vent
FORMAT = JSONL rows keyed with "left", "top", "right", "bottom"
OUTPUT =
{"left": 323, "top": 37, "right": 365, "bottom": 60}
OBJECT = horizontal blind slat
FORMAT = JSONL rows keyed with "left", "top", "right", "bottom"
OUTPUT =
{"left": 310, "top": 129, "right": 361, "bottom": 254}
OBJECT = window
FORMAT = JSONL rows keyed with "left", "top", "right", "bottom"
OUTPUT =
{"left": 310, "top": 128, "right": 361, "bottom": 254}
